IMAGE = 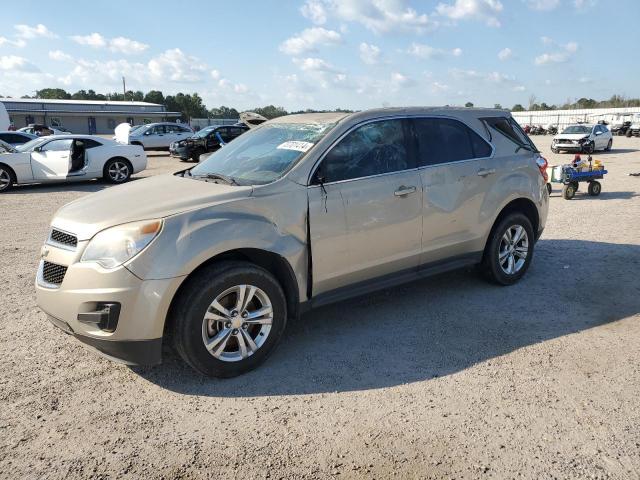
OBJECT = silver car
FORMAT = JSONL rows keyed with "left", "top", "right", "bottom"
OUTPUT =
{"left": 36, "top": 107, "right": 549, "bottom": 377}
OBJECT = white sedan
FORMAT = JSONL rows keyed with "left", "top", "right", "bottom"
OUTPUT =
{"left": 0, "top": 135, "right": 147, "bottom": 193}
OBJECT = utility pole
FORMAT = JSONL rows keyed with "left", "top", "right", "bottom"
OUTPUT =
{"left": 122, "top": 76, "right": 126, "bottom": 100}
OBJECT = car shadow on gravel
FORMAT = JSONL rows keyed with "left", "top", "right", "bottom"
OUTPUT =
{"left": 134, "top": 239, "right": 640, "bottom": 396}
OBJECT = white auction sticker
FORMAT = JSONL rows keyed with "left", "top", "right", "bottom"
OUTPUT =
{"left": 276, "top": 141, "right": 314, "bottom": 152}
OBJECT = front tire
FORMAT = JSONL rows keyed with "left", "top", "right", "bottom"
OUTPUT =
{"left": 170, "top": 261, "right": 287, "bottom": 377}
{"left": 605, "top": 139, "right": 612, "bottom": 151}
{"left": 0, "top": 165, "right": 15, "bottom": 193}
{"left": 481, "top": 213, "right": 534, "bottom": 286}
{"left": 583, "top": 142, "right": 595, "bottom": 154}
{"left": 103, "top": 158, "right": 132, "bottom": 184}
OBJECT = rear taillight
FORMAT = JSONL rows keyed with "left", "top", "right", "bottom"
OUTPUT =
{"left": 536, "top": 156, "right": 548, "bottom": 182}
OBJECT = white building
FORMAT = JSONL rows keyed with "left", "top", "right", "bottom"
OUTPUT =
{"left": 0, "top": 98, "right": 181, "bottom": 134}
{"left": 512, "top": 106, "right": 640, "bottom": 129}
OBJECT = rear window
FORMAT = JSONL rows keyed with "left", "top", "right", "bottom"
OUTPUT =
{"left": 483, "top": 117, "right": 536, "bottom": 150}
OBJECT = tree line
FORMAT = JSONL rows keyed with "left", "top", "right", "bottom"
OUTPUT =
{"left": 10, "top": 88, "right": 352, "bottom": 121}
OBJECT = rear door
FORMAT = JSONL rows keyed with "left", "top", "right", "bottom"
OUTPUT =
{"left": 30, "top": 138, "right": 73, "bottom": 180}
{"left": 411, "top": 117, "right": 495, "bottom": 264}
{"left": 309, "top": 118, "right": 423, "bottom": 295}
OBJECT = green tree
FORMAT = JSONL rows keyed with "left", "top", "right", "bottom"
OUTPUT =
{"left": 494, "top": 103, "right": 503, "bottom": 109}
{"left": 36, "top": 88, "right": 71, "bottom": 99}
{"left": 251, "top": 105, "right": 288, "bottom": 119}
{"left": 465, "top": 102, "right": 474, "bottom": 108}
{"left": 512, "top": 104, "right": 525, "bottom": 112}
{"left": 144, "top": 90, "right": 165, "bottom": 105}
{"left": 210, "top": 106, "right": 240, "bottom": 119}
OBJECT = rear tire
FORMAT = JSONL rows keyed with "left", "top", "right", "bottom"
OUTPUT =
{"left": 103, "top": 158, "right": 132, "bottom": 184}
{"left": 0, "top": 165, "right": 16, "bottom": 193}
{"left": 481, "top": 213, "right": 534, "bottom": 286}
{"left": 563, "top": 183, "right": 576, "bottom": 200}
{"left": 546, "top": 183, "right": 552, "bottom": 195}
{"left": 170, "top": 261, "right": 287, "bottom": 377}
{"left": 588, "top": 180, "right": 601, "bottom": 196}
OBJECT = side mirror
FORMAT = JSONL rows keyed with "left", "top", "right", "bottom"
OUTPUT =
{"left": 595, "top": 131, "right": 602, "bottom": 135}
{"left": 33, "top": 146, "right": 41, "bottom": 152}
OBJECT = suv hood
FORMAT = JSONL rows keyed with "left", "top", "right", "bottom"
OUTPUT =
{"left": 52, "top": 174, "right": 253, "bottom": 240}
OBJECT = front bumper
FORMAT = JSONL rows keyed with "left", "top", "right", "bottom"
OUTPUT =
{"left": 553, "top": 140, "right": 590, "bottom": 151}
{"left": 36, "top": 244, "right": 184, "bottom": 365}
{"left": 169, "top": 144, "right": 191, "bottom": 159}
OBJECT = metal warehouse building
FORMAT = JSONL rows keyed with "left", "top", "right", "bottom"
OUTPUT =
{"left": 0, "top": 98, "right": 181, "bottom": 134}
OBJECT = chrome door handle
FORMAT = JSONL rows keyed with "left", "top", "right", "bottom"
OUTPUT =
{"left": 394, "top": 185, "right": 417, "bottom": 196}
{"left": 477, "top": 168, "right": 496, "bottom": 177}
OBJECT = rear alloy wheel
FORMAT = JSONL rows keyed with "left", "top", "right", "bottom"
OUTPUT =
{"left": 0, "top": 166, "right": 15, "bottom": 193}
{"left": 482, "top": 213, "right": 534, "bottom": 286}
{"left": 605, "top": 139, "right": 612, "bottom": 151}
{"left": 171, "top": 261, "right": 287, "bottom": 377}
{"left": 104, "top": 159, "right": 132, "bottom": 184}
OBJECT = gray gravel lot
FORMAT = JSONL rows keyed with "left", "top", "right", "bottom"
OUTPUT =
{"left": 1, "top": 137, "right": 639, "bottom": 479}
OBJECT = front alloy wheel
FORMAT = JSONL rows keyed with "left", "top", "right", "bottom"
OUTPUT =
{"left": 171, "top": 261, "right": 287, "bottom": 377}
{"left": 0, "top": 167, "right": 14, "bottom": 193}
{"left": 202, "top": 285, "right": 273, "bottom": 362}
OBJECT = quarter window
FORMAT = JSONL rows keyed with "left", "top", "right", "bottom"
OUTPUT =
{"left": 318, "top": 119, "right": 411, "bottom": 183}
{"left": 412, "top": 118, "right": 492, "bottom": 166}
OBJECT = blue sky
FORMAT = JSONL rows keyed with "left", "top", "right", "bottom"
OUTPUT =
{"left": 1, "top": 0, "right": 638, "bottom": 111}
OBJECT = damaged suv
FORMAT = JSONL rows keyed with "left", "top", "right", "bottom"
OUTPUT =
{"left": 36, "top": 107, "right": 548, "bottom": 377}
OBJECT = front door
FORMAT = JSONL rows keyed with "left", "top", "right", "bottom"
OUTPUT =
{"left": 308, "top": 118, "right": 423, "bottom": 295}
{"left": 31, "top": 138, "right": 73, "bottom": 180}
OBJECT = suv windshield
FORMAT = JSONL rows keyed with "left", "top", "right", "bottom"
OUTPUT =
{"left": 562, "top": 125, "right": 591, "bottom": 134}
{"left": 190, "top": 122, "right": 336, "bottom": 185}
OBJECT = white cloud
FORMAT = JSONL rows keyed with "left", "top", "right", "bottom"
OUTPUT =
{"left": 535, "top": 39, "right": 579, "bottom": 65}
{"left": 305, "top": 0, "right": 433, "bottom": 34}
{"left": 280, "top": 27, "right": 341, "bottom": 55}
{"left": 498, "top": 47, "right": 512, "bottom": 60}
{"left": 0, "top": 37, "right": 27, "bottom": 48}
{"left": 451, "top": 68, "right": 517, "bottom": 85}
{"left": 432, "top": 81, "right": 450, "bottom": 92}
{"left": 109, "top": 37, "right": 149, "bottom": 54}
{"left": 407, "top": 43, "right": 461, "bottom": 59}
{"left": 359, "top": 42, "right": 381, "bottom": 64}
{"left": 71, "top": 33, "right": 107, "bottom": 48}
{"left": 14, "top": 24, "right": 57, "bottom": 39}
{"left": 525, "top": 0, "right": 560, "bottom": 10}
{"left": 513, "top": 85, "right": 526, "bottom": 91}
{"left": 435, "top": 0, "right": 503, "bottom": 27}
{"left": 574, "top": 0, "right": 598, "bottom": 10}
{"left": 148, "top": 48, "right": 207, "bottom": 82}
{"left": 48, "top": 50, "right": 73, "bottom": 62}
{"left": 210, "top": 69, "right": 220, "bottom": 80}
{"left": 390, "top": 72, "right": 415, "bottom": 90}
{"left": 293, "top": 57, "right": 340, "bottom": 73}
{"left": 71, "top": 33, "right": 148, "bottom": 54}
{"left": 301, "top": 0, "right": 328, "bottom": 24}
{"left": 0, "top": 55, "right": 40, "bottom": 72}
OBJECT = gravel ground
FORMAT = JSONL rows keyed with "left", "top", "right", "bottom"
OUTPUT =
{"left": 1, "top": 137, "right": 639, "bottom": 479}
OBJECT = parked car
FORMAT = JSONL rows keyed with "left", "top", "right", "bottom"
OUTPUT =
{"left": 551, "top": 124, "right": 612, "bottom": 154}
{"left": 119, "top": 122, "right": 193, "bottom": 151}
{"left": 628, "top": 114, "right": 640, "bottom": 137}
{"left": 0, "top": 135, "right": 146, "bottom": 192}
{"left": 36, "top": 107, "right": 548, "bottom": 377}
{"left": 170, "top": 125, "right": 249, "bottom": 161}
{"left": 17, "top": 124, "right": 66, "bottom": 136}
{"left": 0, "top": 131, "right": 38, "bottom": 146}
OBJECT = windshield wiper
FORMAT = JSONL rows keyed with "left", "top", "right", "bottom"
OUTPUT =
{"left": 191, "top": 172, "right": 239, "bottom": 185}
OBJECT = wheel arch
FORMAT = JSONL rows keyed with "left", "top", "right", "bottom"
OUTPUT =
{"left": 483, "top": 197, "right": 540, "bottom": 258}
{"left": 0, "top": 162, "right": 17, "bottom": 182}
{"left": 103, "top": 156, "right": 133, "bottom": 176}
{"left": 164, "top": 248, "right": 300, "bottom": 340}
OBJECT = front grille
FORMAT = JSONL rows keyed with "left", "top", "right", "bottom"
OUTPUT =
{"left": 42, "top": 261, "right": 68, "bottom": 286}
{"left": 50, "top": 229, "right": 77, "bottom": 248}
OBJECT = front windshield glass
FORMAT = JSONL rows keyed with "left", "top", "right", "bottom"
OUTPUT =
{"left": 194, "top": 127, "right": 216, "bottom": 138}
{"left": 16, "top": 138, "right": 47, "bottom": 152}
{"left": 190, "top": 122, "right": 336, "bottom": 185}
{"left": 562, "top": 125, "right": 591, "bottom": 134}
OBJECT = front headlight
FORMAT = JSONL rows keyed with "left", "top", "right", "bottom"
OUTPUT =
{"left": 81, "top": 219, "right": 163, "bottom": 269}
